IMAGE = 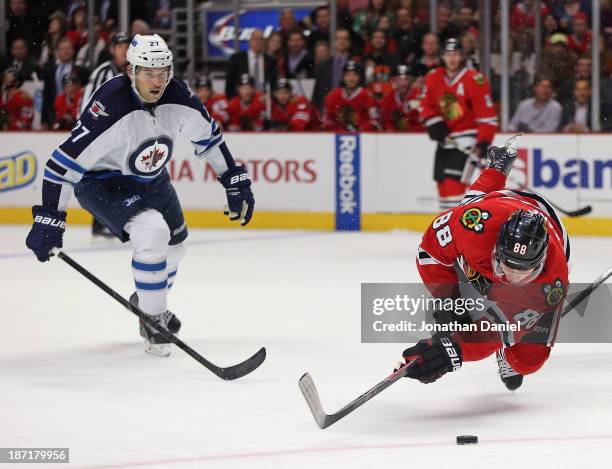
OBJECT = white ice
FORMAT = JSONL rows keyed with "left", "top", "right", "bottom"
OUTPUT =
{"left": 1, "top": 225, "right": 611, "bottom": 468}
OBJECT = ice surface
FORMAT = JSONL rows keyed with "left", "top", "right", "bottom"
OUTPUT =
{"left": 1, "top": 226, "right": 611, "bottom": 468}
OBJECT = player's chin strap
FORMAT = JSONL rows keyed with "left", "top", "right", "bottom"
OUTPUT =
{"left": 129, "top": 65, "right": 174, "bottom": 104}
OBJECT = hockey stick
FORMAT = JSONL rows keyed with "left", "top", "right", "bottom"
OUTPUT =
{"left": 561, "top": 265, "right": 612, "bottom": 318}
{"left": 298, "top": 360, "right": 417, "bottom": 429}
{"left": 445, "top": 137, "right": 592, "bottom": 217}
{"left": 54, "top": 250, "right": 266, "bottom": 380}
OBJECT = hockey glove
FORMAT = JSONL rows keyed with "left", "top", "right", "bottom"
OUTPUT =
{"left": 487, "top": 144, "right": 517, "bottom": 176}
{"left": 219, "top": 165, "right": 255, "bottom": 226}
{"left": 401, "top": 335, "right": 462, "bottom": 384}
{"left": 26, "top": 205, "right": 67, "bottom": 262}
{"left": 426, "top": 120, "right": 449, "bottom": 143}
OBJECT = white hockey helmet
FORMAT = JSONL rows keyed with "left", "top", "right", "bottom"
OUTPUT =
{"left": 127, "top": 34, "right": 174, "bottom": 101}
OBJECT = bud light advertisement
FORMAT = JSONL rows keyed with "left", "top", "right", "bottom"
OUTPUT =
{"left": 205, "top": 9, "right": 313, "bottom": 58}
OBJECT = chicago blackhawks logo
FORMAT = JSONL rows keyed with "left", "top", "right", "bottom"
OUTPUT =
{"left": 460, "top": 207, "right": 490, "bottom": 233}
{"left": 128, "top": 136, "right": 173, "bottom": 177}
{"left": 543, "top": 278, "right": 565, "bottom": 306}
{"left": 439, "top": 92, "right": 463, "bottom": 121}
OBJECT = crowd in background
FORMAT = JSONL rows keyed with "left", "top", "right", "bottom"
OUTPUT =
{"left": 2, "top": 0, "right": 612, "bottom": 132}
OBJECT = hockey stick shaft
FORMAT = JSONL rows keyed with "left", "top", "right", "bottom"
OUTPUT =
{"left": 561, "top": 265, "right": 612, "bottom": 318}
{"left": 55, "top": 250, "right": 266, "bottom": 380}
{"left": 299, "top": 360, "right": 416, "bottom": 429}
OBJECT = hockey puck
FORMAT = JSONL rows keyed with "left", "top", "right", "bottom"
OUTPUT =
{"left": 456, "top": 435, "right": 478, "bottom": 445}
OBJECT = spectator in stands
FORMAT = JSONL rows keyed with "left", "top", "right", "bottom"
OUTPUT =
{"left": 412, "top": 32, "right": 441, "bottom": 75}
{"left": 66, "top": 5, "right": 89, "bottom": 53}
{"left": 537, "top": 33, "right": 576, "bottom": 105}
{"left": 393, "top": 7, "right": 424, "bottom": 66}
{"left": 225, "top": 29, "right": 277, "bottom": 99}
{"left": 380, "top": 64, "right": 423, "bottom": 131}
{"left": 323, "top": 60, "right": 379, "bottom": 131}
{"left": 279, "top": 9, "right": 298, "bottom": 42}
{"left": 226, "top": 74, "right": 266, "bottom": 131}
{"left": 574, "top": 54, "right": 592, "bottom": 80}
{"left": 568, "top": 12, "right": 592, "bottom": 54}
{"left": 560, "top": 78, "right": 592, "bottom": 133}
{"left": 1, "top": 38, "right": 38, "bottom": 81}
{"left": 457, "top": 5, "right": 479, "bottom": 37}
{"left": 312, "top": 27, "right": 354, "bottom": 110}
{"left": 80, "top": 32, "right": 130, "bottom": 113}
{"left": 0, "top": 67, "right": 33, "bottom": 130}
{"left": 307, "top": 6, "right": 332, "bottom": 53}
{"left": 461, "top": 32, "right": 479, "bottom": 70}
{"left": 194, "top": 75, "right": 229, "bottom": 129}
{"left": 284, "top": 30, "right": 314, "bottom": 79}
{"left": 131, "top": 19, "right": 151, "bottom": 36}
{"left": 39, "top": 11, "right": 68, "bottom": 68}
{"left": 434, "top": 4, "right": 461, "bottom": 45}
{"left": 363, "top": 29, "right": 398, "bottom": 90}
{"left": 151, "top": 0, "right": 172, "bottom": 29}
{"left": 7, "top": 0, "right": 44, "bottom": 56}
{"left": 313, "top": 41, "right": 331, "bottom": 67}
{"left": 75, "top": 22, "right": 107, "bottom": 69}
{"left": 269, "top": 78, "right": 319, "bottom": 131}
{"left": 353, "top": 0, "right": 395, "bottom": 41}
{"left": 509, "top": 77, "right": 562, "bottom": 133}
{"left": 41, "top": 37, "right": 75, "bottom": 128}
{"left": 266, "top": 31, "right": 286, "bottom": 79}
{"left": 556, "top": 0, "right": 589, "bottom": 32}
{"left": 53, "top": 69, "right": 84, "bottom": 130}
{"left": 543, "top": 13, "right": 560, "bottom": 45}
{"left": 511, "top": 0, "right": 550, "bottom": 31}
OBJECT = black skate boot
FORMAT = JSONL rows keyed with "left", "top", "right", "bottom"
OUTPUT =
{"left": 496, "top": 349, "right": 523, "bottom": 391}
{"left": 129, "top": 293, "right": 181, "bottom": 357}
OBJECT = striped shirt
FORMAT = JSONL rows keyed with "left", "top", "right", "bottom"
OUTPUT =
{"left": 80, "top": 60, "right": 123, "bottom": 113}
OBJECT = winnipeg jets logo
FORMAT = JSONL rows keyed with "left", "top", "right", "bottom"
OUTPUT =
{"left": 129, "top": 137, "right": 173, "bottom": 177}
{"left": 88, "top": 100, "right": 109, "bottom": 119}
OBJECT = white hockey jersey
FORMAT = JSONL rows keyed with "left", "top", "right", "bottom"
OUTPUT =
{"left": 42, "top": 75, "right": 232, "bottom": 210}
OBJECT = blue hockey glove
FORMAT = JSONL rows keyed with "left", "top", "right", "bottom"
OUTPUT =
{"left": 26, "top": 205, "right": 67, "bottom": 262}
{"left": 219, "top": 165, "right": 255, "bottom": 226}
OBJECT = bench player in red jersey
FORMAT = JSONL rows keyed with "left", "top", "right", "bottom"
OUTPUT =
{"left": 269, "top": 78, "right": 319, "bottom": 131}
{"left": 419, "top": 38, "right": 498, "bottom": 209}
{"left": 226, "top": 74, "right": 266, "bottom": 131}
{"left": 380, "top": 65, "right": 423, "bottom": 132}
{"left": 400, "top": 136, "right": 570, "bottom": 391}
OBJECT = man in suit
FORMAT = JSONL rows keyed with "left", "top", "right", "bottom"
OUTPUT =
{"left": 41, "top": 36, "right": 75, "bottom": 129}
{"left": 225, "top": 29, "right": 277, "bottom": 99}
{"left": 561, "top": 78, "right": 592, "bottom": 133}
{"left": 284, "top": 29, "right": 314, "bottom": 79}
{"left": 312, "top": 27, "right": 354, "bottom": 111}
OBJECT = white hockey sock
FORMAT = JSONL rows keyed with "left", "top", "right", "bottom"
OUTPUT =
{"left": 125, "top": 210, "right": 171, "bottom": 315}
{"left": 166, "top": 242, "right": 186, "bottom": 289}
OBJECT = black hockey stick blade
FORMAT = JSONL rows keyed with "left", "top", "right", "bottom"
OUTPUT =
{"left": 55, "top": 250, "right": 266, "bottom": 380}
{"left": 561, "top": 265, "right": 612, "bottom": 318}
{"left": 560, "top": 205, "right": 592, "bottom": 217}
{"left": 299, "top": 361, "right": 415, "bottom": 429}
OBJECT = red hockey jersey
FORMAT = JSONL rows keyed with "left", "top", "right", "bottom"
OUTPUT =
{"left": 323, "top": 86, "right": 380, "bottom": 132}
{"left": 0, "top": 89, "right": 33, "bottom": 130}
{"left": 226, "top": 93, "right": 266, "bottom": 131}
{"left": 416, "top": 168, "right": 569, "bottom": 376}
{"left": 419, "top": 67, "right": 498, "bottom": 148}
{"left": 380, "top": 87, "right": 423, "bottom": 131}
{"left": 271, "top": 95, "right": 319, "bottom": 131}
{"left": 205, "top": 94, "right": 230, "bottom": 128}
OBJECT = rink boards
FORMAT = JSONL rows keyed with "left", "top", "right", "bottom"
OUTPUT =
{"left": 1, "top": 132, "right": 611, "bottom": 235}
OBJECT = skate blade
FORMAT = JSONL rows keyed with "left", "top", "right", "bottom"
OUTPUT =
{"left": 144, "top": 341, "right": 171, "bottom": 357}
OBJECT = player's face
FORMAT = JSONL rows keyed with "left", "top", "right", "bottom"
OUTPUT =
{"left": 343, "top": 70, "right": 360, "bottom": 90}
{"left": 134, "top": 66, "right": 171, "bottom": 102}
{"left": 196, "top": 86, "right": 211, "bottom": 104}
{"left": 395, "top": 75, "right": 412, "bottom": 92}
{"left": 274, "top": 88, "right": 291, "bottom": 106}
{"left": 499, "top": 262, "right": 537, "bottom": 285}
{"left": 443, "top": 50, "right": 462, "bottom": 72}
{"left": 238, "top": 83, "right": 255, "bottom": 102}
